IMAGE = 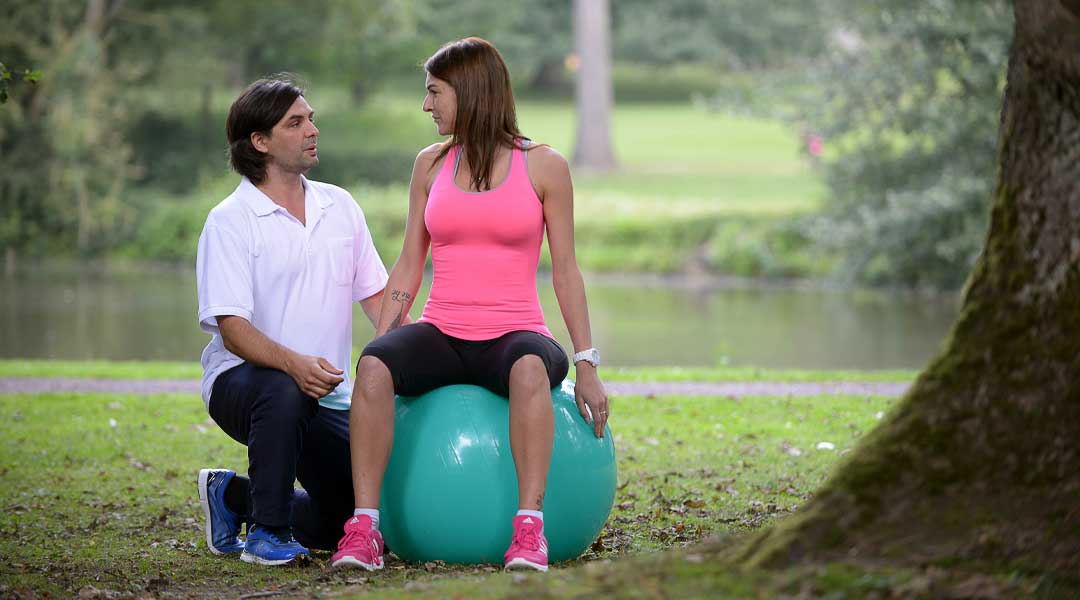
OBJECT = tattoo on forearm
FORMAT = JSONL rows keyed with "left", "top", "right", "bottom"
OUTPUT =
{"left": 388, "top": 290, "right": 413, "bottom": 331}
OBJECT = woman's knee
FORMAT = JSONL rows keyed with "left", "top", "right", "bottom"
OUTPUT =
{"left": 355, "top": 355, "right": 393, "bottom": 398}
{"left": 509, "top": 354, "right": 549, "bottom": 392}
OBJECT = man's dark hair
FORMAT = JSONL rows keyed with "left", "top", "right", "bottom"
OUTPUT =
{"left": 226, "top": 76, "right": 304, "bottom": 184}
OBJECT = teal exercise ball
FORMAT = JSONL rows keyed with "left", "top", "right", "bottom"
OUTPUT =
{"left": 379, "top": 380, "right": 617, "bottom": 564}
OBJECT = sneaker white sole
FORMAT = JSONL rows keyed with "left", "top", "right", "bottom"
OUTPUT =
{"left": 332, "top": 555, "right": 384, "bottom": 570}
{"left": 197, "top": 468, "right": 227, "bottom": 556}
{"left": 240, "top": 550, "right": 305, "bottom": 566}
{"left": 504, "top": 557, "right": 549, "bottom": 572}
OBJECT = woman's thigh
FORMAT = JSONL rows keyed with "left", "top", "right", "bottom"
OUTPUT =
{"left": 467, "top": 331, "right": 570, "bottom": 397}
{"left": 360, "top": 323, "right": 467, "bottom": 396}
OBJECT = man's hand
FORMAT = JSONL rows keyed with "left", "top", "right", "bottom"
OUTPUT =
{"left": 573, "top": 364, "right": 609, "bottom": 438}
{"left": 285, "top": 352, "right": 344, "bottom": 399}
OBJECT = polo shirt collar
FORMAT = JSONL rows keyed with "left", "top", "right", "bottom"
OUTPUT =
{"left": 238, "top": 175, "right": 333, "bottom": 217}
{"left": 306, "top": 176, "right": 335, "bottom": 210}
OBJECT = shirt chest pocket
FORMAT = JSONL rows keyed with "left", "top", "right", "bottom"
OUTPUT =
{"left": 323, "top": 236, "right": 355, "bottom": 286}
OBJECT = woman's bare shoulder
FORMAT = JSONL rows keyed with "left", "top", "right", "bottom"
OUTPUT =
{"left": 415, "top": 142, "right": 445, "bottom": 166}
{"left": 526, "top": 143, "right": 570, "bottom": 174}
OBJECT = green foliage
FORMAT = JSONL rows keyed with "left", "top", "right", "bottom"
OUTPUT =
{"left": 405, "top": 0, "right": 575, "bottom": 94}
{"left": 611, "top": 63, "right": 724, "bottom": 103}
{"left": 613, "top": 0, "right": 830, "bottom": 71}
{"left": 707, "top": 218, "right": 830, "bottom": 279}
{"left": 0, "top": 62, "right": 42, "bottom": 104}
{"left": 801, "top": 1, "right": 1013, "bottom": 288}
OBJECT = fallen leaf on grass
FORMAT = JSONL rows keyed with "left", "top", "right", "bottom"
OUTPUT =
{"left": 780, "top": 442, "right": 802, "bottom": 457}
{"left": 78, "top": 585, "right": 123, "bottom": 599}
{"left": 715, "top": 483, "right": 739, "bottom": 496}
{"left": 423, "top": 560, "right": 446, "bottom": 572}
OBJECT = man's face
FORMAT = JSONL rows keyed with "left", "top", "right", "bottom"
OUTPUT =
{"left": 257, "top": 95, "right": 319, "bottom": 175}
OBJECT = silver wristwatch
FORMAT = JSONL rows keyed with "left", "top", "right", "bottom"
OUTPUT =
{"left": 572, "top": 347, "right": 601, "bottom": 368}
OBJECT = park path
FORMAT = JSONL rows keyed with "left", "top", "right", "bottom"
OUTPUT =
{"left": 0, "top": 377, "right": 911, "bottom": 398}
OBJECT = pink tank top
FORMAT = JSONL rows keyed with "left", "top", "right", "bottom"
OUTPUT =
{"left": 418, "top": 143, "right": 552, "bottom": 340}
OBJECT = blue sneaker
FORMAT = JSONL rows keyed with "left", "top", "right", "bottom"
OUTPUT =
{"left": 241, "top": 525, "right": 310, "bottom": 566}
{"left": 197, "top": 468, "right": 244, "bottom": 555}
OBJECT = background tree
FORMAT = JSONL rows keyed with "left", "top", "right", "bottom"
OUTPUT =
{"left": 733, "top": 0, "right": 1080, "bottom": 576}
{"left": 572, "top": 0, "right": 615, "bottom": 171}
{"left": 1, "top": 0, "right": 142, "bottom": 258}
{"left": 802, "top": 1, "right": 1013, "bottom": 288}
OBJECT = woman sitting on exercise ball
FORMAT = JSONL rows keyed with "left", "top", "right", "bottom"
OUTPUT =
{"left": 331, "top": 37, "right": 609, "bottom": 573}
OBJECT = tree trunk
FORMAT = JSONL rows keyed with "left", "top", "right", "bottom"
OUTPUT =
{"left": 733, "top": 0, "right": 1080, "bottom": 576}
{"left": 4, "top": 246, "right": 15, "bottom": 278}
{"left": 572, "top": 0, "right": 616, "bottom": 171}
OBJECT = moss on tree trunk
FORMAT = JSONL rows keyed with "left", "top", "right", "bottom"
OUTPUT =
{"left": 732, "top": 0, "right": 1080, "bottom": 577}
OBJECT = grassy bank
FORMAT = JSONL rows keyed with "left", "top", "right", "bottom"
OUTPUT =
{"left": 0, "top": 360, "right": 917, "bottom": 383}
{"left": 126, "top": 95, "right": 830, "bottom": 278}
{"left": 0, "top": 389, "right": 895, "bottom": 598}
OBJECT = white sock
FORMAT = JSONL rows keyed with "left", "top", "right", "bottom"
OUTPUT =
{"left": 516, "top": 509, "right": 543, "bottom": 522}
{"left": 353, "top": 508, "right": 380, "bottom": 530}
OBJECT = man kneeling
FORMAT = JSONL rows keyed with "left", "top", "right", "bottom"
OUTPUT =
{"left": 194, "top": 77, "right": 388, "bottom": 565}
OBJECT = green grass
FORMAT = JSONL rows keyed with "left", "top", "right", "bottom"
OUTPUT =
{"left": 0, "top": 360, "right": 916, "bottom": 383}
{"left": 0, "top": 360, "right": 202, "bottom": 380}
{"left": 516, "top": 100, "right": 823, "bottom": 217}
{"left": 605, "top": 366, "right": 916, "bottom": 383}
{"left": 0, "top": 390, "right": 896, "bottom": 597}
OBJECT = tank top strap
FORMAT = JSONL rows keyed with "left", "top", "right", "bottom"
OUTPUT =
{"left": 508, "top": 139, "right": 528, "bottom": 182}
{"left": 435, "top": 144, "right": 460, "bottom": 187}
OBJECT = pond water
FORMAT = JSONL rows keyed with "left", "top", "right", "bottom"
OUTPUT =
{"left": 0, "top": 268, "right": 957, "bottom": 370}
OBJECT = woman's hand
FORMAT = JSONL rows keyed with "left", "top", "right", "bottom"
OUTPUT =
{"left": 574, "top": 364, "right": 609, "bottom": 438}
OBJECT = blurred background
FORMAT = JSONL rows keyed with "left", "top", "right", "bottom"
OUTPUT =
{"left": 0, "top": 0, "right": 1011, "bottom": 369}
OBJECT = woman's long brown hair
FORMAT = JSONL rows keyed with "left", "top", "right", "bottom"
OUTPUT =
{"left": 424, "top": 37, "right": 530, "bottom": 192}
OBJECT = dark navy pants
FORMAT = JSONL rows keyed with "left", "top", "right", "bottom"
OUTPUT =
{"left": 209, "top": 363, "right": 353, "bottom": 551}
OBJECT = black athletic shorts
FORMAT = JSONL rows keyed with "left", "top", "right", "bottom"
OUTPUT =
{"left": 359, "top": 322, "right": 570, "bottom": 397}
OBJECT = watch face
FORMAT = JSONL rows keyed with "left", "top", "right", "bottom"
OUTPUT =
{"left": 576, "top": 349, "right": 600, "bottom": 366}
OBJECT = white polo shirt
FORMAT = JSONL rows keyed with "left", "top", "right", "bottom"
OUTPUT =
{"left": 196, "top": 176, "right": 388, "bottom": 410}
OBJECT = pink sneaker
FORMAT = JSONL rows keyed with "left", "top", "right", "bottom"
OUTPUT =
{"left": 331, "top": 515, "right": 384, "bottom": 570}
{"left": 503, "top": 515, "right": 549, "bottom": 572}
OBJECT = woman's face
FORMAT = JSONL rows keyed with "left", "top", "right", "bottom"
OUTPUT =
{"left": 423, "top": 72, "right": 457, "bottom": 136}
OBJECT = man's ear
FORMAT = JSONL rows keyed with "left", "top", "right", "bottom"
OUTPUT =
{"left": 251, "top": 131, "right": 270, "bottom": 154}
